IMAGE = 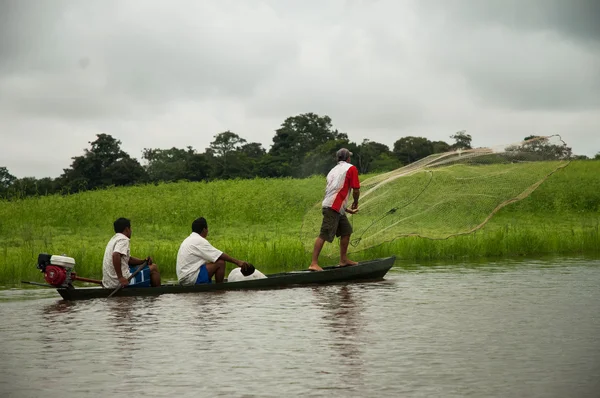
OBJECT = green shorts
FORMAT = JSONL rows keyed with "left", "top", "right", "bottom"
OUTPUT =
{"left": 319, "top": 207, "right": 353, "bottom": 243}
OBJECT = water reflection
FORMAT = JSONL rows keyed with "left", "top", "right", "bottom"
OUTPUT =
{"left": 1, "top": 258, "right": 599, "bottom": 397}
{"left": 312, "top": 285, "right": 366, "bottom": 384}
{"left": 42, "top": 299, "right": 76, "bottom": 316}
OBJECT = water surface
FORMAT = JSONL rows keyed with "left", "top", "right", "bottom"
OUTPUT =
{"left": 1, "top": 257, "right": 599, "bottom": 397}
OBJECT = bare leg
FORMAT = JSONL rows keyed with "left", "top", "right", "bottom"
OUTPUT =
{"left": 149, "top": 263, "right": 161, "bottom": 287}
{"left": 339, "top": 235, "right": 358, "bottom": 266}
{"left": 205, "top": 259, "right": 226, "bottom": 283}
{"left": 309, "top": 237, "right": 326, "bottom": 271}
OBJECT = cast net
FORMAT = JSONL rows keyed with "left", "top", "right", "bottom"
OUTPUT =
{"left": 299, "top": 135, "right": 571, "bottom": 256}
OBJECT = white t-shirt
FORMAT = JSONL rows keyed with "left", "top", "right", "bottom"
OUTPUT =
{"left": 176, "top": 232, "right": 223, "bottom": 285}
{"left": 227, "top": 267, "right": 267, "bottom": 282}
{"left": 102, "top": 233, "right": 131, "bottom": 288}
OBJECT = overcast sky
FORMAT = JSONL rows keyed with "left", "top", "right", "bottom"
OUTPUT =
{"left": 1, "top": 0, "right": 599, "bottom": 178}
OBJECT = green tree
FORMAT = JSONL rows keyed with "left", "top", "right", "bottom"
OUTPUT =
{"left": 269, "top": 113, "right": 347, "bottom": 176}
{"left": 450, "top": 130, "right": 472, "bottom": 150}
{"left": 393, "top": 136, "right": 434, "bottom": 165}
{"left": 104, "top": 157, "right": 148, "bottom": 186}
{"left": 301, "top": 139, "right": 357, "bottom": 177}
{"left": 10, "top": 177, "right": 39, "bottom": 198}
{"left": 209, "top": 131, "right": 247, "bottom": 158}
{"left": 518, "top": 136, "right": 572, "bottom": 160}
{"left": 61, "top": 134, "right": 147, "bottom": 192}
{"left": 432, "top": 140, "right": 451, "bottom": 153}
{"left": 143, "top": 146, "right": 210, "bottom": 182}
{"left": 208, "top": 131, "right": 254, "bottom": 179}
{"left": 355, "top": 139, "right": 392, "bottom": 173}
{"left": 0, "top": 167, "right": 16, "bottom": 193}
{"left": 254, "top": 154, "right": 292, "bottom": 178}
{"left": 18, "top": 177, "right": 60, "bottom": 197}
{"left": 369, "top": 153, "right": 402, "bottom": 172}
{"left": 35, "top": 177, "right": 60, "bottom": 196}
{"left": 237, "top": 142, "right": 267, "bottom": 177}
{"left": 239, "top": 142, "right": 266, "bottom": 159}
{"left": 595, "top": 152, "right": 600, "bottom": 160}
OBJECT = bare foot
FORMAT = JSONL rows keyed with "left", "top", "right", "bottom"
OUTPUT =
{"left": 338, "top": 259, "right": 358, "bottom": 267}
{"left": 308, "top": 263, "right": 323, "bottom": 272}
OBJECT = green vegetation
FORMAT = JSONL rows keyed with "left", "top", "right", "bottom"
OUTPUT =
{"left": 1, "top": 161, "right": 599, "bottom": 285}
{"left": 3, "top": 113, "right": 532, "bottom": 200}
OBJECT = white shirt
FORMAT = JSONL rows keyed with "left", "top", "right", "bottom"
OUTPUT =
{"left": 227, "top": 267, "right": 267, "bottom": 282}
{"left": 102, "top": 233, "right": 131, "bottom": 288}
{"left": 176, "top": 232, "right": 223, "bottom": 285}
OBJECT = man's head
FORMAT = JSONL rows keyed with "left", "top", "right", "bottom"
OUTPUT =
{"left": 336, "top": 148, "right": 353, "bottom": 162}
{"left": 192, "top": 217, "right": 208, "bottom": 237}
{"left": 241, "top": 263, "right": 256, "bottom": 277}
{"left": 114, "top": 217, "right": 132, "bottom": 238}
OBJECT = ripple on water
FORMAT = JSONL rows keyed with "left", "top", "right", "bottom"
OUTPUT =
{"left": 1, "top": 257, "right": 599, "bottom": 397}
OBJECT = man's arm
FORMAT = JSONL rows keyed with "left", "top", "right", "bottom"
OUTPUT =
{"left": 128, "top": 256, "right": 150, "bottom": 266}
{"left": 219, "top": 252, "right": 249, "bottom": 269}
{"left": 351, "top": 188, "right": 360, "bottom": 210}
{"left": 112, "top": 252, "right": 129, "bottom": 287}
{"left": 350, "top": 166, "right": 360, "bottom": 210}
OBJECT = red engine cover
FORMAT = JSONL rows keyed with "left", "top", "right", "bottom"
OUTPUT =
{"left": 44, "top": 265, "right": 67, "bottom": 286}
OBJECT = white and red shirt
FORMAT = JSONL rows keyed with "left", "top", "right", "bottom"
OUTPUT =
{"left": 322, "top": 161, "right": 360, "bottom": 213}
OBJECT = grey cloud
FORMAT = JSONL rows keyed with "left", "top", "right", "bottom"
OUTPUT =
{"left": 0, "top": 0, "right": 599, "bottom": 178}
{"left": 0, "top": 0, "right": 298, "bottom": 119}
{"left": 415, "top": 0, "right": 600, "bottom": 111}
{"left": 419, "top": 0, "right": 600, "bottom": 45}
{"left": 431, "top": 29, "right": 600, "bottom": 111}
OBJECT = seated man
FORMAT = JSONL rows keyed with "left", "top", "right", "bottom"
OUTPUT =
{"left": 227, "top": 264, "right": 267, "bottom": 282}
{"left": 176, "top": 217, "right": 250, "bottom": 285}
{"left": 102, "top": 217, "right": 161, "bottom": 288}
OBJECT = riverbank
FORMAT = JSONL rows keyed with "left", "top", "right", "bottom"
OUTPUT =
{"left": 1, "top": 160, "right": 599, "bottom": 284}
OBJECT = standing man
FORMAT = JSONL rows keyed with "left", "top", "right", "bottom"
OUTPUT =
{"left": 176, "top": 217, "right": 250, "bottom": 285}
{"left": 102, "top": 217, "right": 161, "bottom": 288}
{"left": 309, "top": 148, "right": 360, "bottom": 271}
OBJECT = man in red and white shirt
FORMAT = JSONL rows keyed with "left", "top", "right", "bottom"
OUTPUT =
{"left": 309, "top": 148, "right": 360, "bottom": 271}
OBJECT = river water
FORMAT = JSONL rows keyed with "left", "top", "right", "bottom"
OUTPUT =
{"left": 1, "top": 257, "right": 599, "bottom": 397}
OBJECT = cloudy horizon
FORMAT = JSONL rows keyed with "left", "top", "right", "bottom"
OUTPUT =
{"left": 1, "top": 0, "right": 599, "bottom": 178}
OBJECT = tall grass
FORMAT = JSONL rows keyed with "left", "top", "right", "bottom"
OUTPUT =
{"left": 1, "top": 161, "right": 599, "bottom": 285}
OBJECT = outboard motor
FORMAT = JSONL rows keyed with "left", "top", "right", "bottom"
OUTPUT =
{"left": 37, "top": 253, "right": 76, "bottom": 288}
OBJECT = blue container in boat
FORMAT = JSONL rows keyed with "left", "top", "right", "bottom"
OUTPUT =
{"left": 128, "top": 265, "right": 151, "bottom": 287}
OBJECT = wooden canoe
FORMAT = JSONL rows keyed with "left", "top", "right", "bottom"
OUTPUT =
{"left": 56, "top": 256, "right": 396, "bottom": 301}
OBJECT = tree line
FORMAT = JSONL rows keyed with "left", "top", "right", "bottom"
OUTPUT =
{"left": 0, "top": 112, "right": 593, "bottom": 199}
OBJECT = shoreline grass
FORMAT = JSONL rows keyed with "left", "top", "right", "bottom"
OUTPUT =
{"left": 1, "top": 161, "right": 599, "bottom": 285}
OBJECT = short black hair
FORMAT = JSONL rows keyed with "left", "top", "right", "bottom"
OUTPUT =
{"left": 114, "top": 217, "right": 131, "bottom": 233}
{"left": 192, "top": 217, "right": 208, "bottom": 234}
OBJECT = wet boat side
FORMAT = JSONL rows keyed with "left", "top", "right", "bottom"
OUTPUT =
{"left": 57, "top": 256, "right": 396, "bottom": 301}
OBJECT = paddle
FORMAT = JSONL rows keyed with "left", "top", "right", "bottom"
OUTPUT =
{"left": 21, "top": 280, "right": 56, "bottom": 288}
{"left": 72, "top": 275, "right": 103, "bottom": 285}
{"left": 107, "top": 260, "right": 148, "bottom": 298}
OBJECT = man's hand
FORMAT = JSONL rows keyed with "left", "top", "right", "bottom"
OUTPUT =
{"left": 118, "top": 276, "right": 129, "bottom": 287}
{"left": 351, "top": 201, "right": 359, "bottom": 210}
{"left": 146, "top": 256, "right": 153, "bottom": 265}
{"left": 346, "top": 207, "right": 359, "bottom": 214}
{"left": 237, "top": 260, "right": 250, "bottom": 269}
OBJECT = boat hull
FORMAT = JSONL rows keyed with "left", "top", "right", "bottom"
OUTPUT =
{"left": 57, "top": 256, "right": 396, "bottom": 301}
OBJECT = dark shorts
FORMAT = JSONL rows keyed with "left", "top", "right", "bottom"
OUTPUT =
{"left": 195, "top": 264, "right": 212, "bottom": 284}
{"left": 319, "top": 207, "right": 353, "bottom": 243}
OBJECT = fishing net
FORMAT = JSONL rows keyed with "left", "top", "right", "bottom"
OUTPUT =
{"left": 299, "top": 135, "right": 571, "bottom": 256}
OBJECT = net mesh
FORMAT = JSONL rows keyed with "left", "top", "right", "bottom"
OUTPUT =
{"left": 299, "top": 135, "right": 571, "bottom": 256}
